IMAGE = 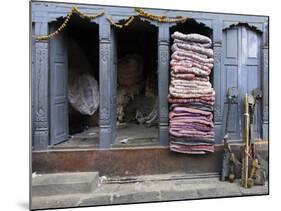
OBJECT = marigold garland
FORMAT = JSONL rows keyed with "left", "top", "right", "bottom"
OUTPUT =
{"left": 72, "top": 6, "right": 104, "bottom": 19}
{"left": 33, "top": 6, "right": 104, "bottom": 41}
{"left": 135, "top": 8, "right": 188, "bottom": 23}
{"left": 106, "top": 16, "right": 135, "bottom": 28}
{"left": 33, "top": 7, "right": 188, "bottom": 41}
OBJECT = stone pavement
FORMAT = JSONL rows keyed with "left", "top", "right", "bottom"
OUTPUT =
{"left": 31, "top": 172, "right": 268, "bottom": 210}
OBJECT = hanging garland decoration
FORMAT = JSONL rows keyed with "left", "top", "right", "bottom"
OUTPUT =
{"left": 33, "top": 7, "right": 188, "bottom": 40}
{"left": 72, "top": 6, "right": 104, "bottom": 19}
{"left": 33, "top": 6, "right": 104, "bottom": 41}
{"left": 106, "top": 16, "right": 135, "bottom": 28}
{"left": 135, "top": 8, "right": 188, "bottom": 23}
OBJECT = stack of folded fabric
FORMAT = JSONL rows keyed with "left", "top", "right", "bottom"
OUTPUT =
{"left": 168, "top": 31, "right": 215, "bottom": 154}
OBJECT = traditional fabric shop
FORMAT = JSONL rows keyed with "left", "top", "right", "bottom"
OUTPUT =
{"left": 31, "top": 2, "right": 268, "bottom": 176}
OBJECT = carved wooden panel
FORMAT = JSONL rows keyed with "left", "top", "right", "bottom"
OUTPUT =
{"left": 262, "top": 47, "right": 269, "bottom": 125}
{"left": 213, "top": 44, "right": 223, "bottom": 123}
{"left": 99, "top": 42, "right": 111, "bottom": 125}
{"left": 35, "top": 43, "right": 48, "bottom": 122}
{"left": 158, "top": 43, "right": 169, "bottom": 123}
{"left": 33, "top": 21, "right": 49, "bottom": 150}
{"left": 158, "top": 25, "right": 170, "bottom": 145}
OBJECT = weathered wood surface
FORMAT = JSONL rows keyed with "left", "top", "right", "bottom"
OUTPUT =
{"left": 31, "top": 2, "right": 269, "bottom": 149}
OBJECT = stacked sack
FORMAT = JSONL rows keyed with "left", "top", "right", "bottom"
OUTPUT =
{"left": 168, "top": 31, "right": 215, "bottom": 154}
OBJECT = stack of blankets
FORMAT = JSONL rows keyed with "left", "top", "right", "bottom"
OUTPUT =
{"left": 168, "top": 31, "right": 215, "bottom": 154}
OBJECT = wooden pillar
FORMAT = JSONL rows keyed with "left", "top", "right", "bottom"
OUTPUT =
{"left": 99, "top": 20, "right": 115, "bottom": 148}
{"left": 158, "top": 24, "right": 170, "bottom": 146}
{"left": 33, "top": 21, "right": 49, "bottom": 150}
{"left": 261, "top": 21, "right": 269, "bottom": 140}
{"left": 212, "top": 19, "right": 224, "bottom": 144}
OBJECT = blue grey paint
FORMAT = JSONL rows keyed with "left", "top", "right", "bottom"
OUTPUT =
{"left": 261, "top": 22, "right": 269, "bottom": 140}
{"left": 212, "top": 19, "right": 224, "bottom": 144}
{"left": 262, "top": 46, "right": 269, "bottom": 139}
{"left": 31, "top": 2, "right": 269, "bottom": 149}
{"left": 158, "top": 24, "right": 170, "bottom": 146}
{"left": 33, "top": 21, "right": 49, "bottom": 150}
{"left": 31, "top": 23, "right": 35, "bottom": 147}
{"left": 99, "top": 19, "right": 114, "bottom": 148}
{"left": 110, "top": 28, "right": 118, "bottom": 148}
{"left": 49, "top": 23, "right": 69, "bottom": 145}
{"left": 222, "top": 25, "right": 262, "bottom": 142}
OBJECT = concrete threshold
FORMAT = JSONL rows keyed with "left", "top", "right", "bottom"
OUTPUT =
{"left": 31, "top": 173, "right": 269, "bottom": 210}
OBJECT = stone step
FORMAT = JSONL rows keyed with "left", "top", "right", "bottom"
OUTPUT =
{"left": 31, "top": 174, "right": 268, "bottom": 210}
{"left": 32, "top": 172, "right": 99, "bottom": 197}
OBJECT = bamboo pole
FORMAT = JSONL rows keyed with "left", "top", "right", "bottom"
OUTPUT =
{"left": 242, "top": 94, "right": 250, "bottom": 188}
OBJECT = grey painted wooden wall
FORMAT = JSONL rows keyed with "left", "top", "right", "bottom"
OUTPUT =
{"left": 31, "top": 2, "right": 269, "bottom": 150}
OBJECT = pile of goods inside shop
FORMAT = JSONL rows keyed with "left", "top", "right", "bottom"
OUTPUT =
{"left": 168, "top": 31, "right": 215, "bottom": 154}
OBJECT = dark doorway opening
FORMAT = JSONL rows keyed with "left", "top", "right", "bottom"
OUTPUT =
{"left": 113, "top": 17, "right": 159, "bottom": 147}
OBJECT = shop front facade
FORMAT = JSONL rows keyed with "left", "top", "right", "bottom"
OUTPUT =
{"left": 31, "top": 2, "right": 268, "bottom": 176}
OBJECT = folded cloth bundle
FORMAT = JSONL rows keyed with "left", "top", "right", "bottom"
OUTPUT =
{"left": 171, "top": 76, "right": 210, "bottom": 83}
{"left": 168, "top": 98, "right": 215, "bottom": 106}
{"left": 171, "top": 59, "right": 212, "bottom": 72}
{"left": 171, "top": 65, "right": 210, "bottom": 76}
{"left": 170, "top": 135, "right": 214, "bottom": 143}
{"left": 173, "top": 39, "right": 212, "bottom": 48}
{"left": 171, "top": 42, "right": 214, "bottom": 58}
{"left": 170, "top": 103, "right": 213, "bottom": 112}
{"left": 168, "top": 31, "right": 215, "bottom": 154}
{"left": 171, "top": 32, "right": 212, "bottom": 46}
{"left": 171, "top": 80, "right": 212, "bottom": 88}
{"left": 171, "top": 51, "right": 214, "bottom": 65}
{"left": 170, "top": 143, "right": 215, "bottom": 154}
{"left": 170, "top": 107, "right": 213, "bottom": 119}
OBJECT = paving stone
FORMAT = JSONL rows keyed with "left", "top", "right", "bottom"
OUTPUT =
{"left": 31, "top": 175, "right": 269, "bottom": 210}
{"left": 79, "top": 194, "right": 112, "bottom": 206}
{"left": 238, "top": 182, "right": 269, "bottom": 195}
{"left": 160, "top": 189, "right": 198, "bottom": 201}
{"left": 31, "top": 194, "right": 82, "bottom": 210}
{"left": 112, "top": 191, "right": 161, "bottom": 204}
{"left": 32, "top": 172, "right": 99, "bottom": 197}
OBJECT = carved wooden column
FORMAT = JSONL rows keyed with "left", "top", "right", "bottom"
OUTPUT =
{"left": 262, "top": 21, "right": 269, "bottom": 140}
{"left": 212, "top": 19, "right": 224, "bottom": 144}
{"left": 99, "top": 20, "right": 115, "bottom": 148}
{"left": 33, "top": 21, "right": 49, "bottom": 150}
{"left": 158, "top": 24, "right": 170, "bottom": 146}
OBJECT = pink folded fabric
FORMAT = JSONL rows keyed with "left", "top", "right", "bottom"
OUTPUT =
{"left": 170, "top": 144, "right": 214, "bottom": 154}
{"left": 173, "top": 39, "right": 212, "bottom": 48}
{"left": 168, "top": 32, "right": 215, "bottom": 154}
{"left": 172, "top": 42, "right": 214, "bottom": 58}
{"left": 172, "top": 51, "right": 214, "bottom": 65}
{"left": 172, "top": 48, "right": 209, "bottom": 59}
{"left": 171, "top": 59, "right": 212, "bottom": 72}
{"left": 171, "top": 32, "right": 212, "bottom": 45}
{"left": 171, "top": 65, "right": 210, "bottom": 76}
{"left": 168, "top": 97, "right": 215, "bottom": 106}
{"left": 171, "top": 79, "right": 211, "bottom": 87}
{"left": 169, "top": 91, "right": 215, "bottom": 99}
{"left": 170, "top": 87, "right": 213, "bottom": 95}
{"left": 172, "top": 106, "right": 213, "bottom": 117}
{"left": 169, "top": 118, "right": 214, "bottom": 128}
{"left": 170, "top": 72, "right": 195, "bottom": 80}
